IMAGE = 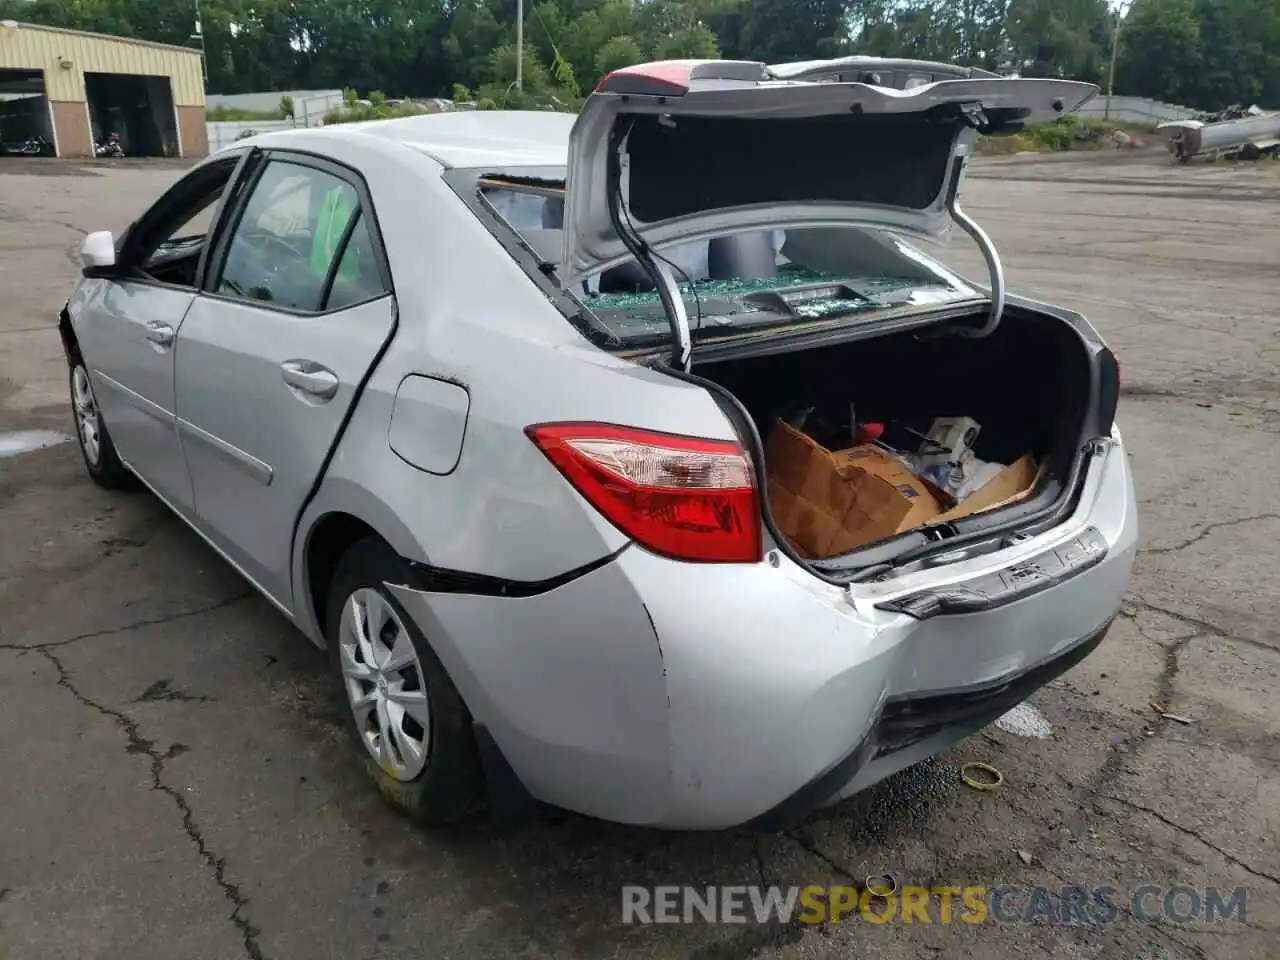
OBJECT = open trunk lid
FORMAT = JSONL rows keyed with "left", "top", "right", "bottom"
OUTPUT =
{"left": 560, "top": 60, "right": 1096, "bottom": 286}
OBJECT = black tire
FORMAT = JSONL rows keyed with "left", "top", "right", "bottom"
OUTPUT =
{"left": 69, "top": 360, "right": 134, "bottom": 490}
{"left": 326, "top": 537, "right": 486, "bottom": 824}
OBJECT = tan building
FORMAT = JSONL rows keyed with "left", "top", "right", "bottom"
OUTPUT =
{"left": 0, "top": 20, "right": 207, "bottom": 158}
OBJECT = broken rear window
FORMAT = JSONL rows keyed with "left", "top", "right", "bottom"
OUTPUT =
{"left": 458, "top": 170, "right": 981, "bottom": 349}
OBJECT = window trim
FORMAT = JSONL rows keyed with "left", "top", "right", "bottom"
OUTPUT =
{"left": 318, "top": 210, "right": 366, "bottom": 311}
{"left": 194, "top": 147, "right": 258, "bottom": 290}
{"left": 200, "top": 148, "right": 394, "bottom": 317}
{"left": 443, "top": 165, "right": 603, "bottom": 343}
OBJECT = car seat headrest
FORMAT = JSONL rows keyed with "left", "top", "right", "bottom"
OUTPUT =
{"left": 707, "top": 232, "right": 778, "bottom": 280}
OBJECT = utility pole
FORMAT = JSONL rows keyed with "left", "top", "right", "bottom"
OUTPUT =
{"left": 1105, "top": 3, "right": 1127, "bottom": 120}
{"left": 515, "top": 0, "right": 524, "bottom": 90}
{"left": 191, "top": 0, "right": 208, "bottom": 85}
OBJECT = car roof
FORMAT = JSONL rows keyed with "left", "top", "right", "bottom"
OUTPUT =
{"left": 227, "top": 110, "right": 576, "bottom": 169}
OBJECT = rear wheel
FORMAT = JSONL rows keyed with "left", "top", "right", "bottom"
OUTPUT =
{"left": 70, "top": 361, "right": 133, "bottom": 489}
{"left": 326, "top": 538, "right": 486, "bottom": 824}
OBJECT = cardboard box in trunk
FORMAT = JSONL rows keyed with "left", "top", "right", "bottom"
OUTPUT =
{"left": 934, "top": 453, "right": 1041, "bottom": 522}
{"left": 765, "top": 421, "right": 1045, "bottom": 559}
{"left": 765, "top": 420, "right": 944, "bottom": 558}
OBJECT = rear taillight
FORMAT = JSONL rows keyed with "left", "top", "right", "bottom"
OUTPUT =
{"left": 527, "top": 422, "right": 762, "bottom": 564}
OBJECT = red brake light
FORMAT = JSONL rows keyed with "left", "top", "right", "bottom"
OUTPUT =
{"left": 527, "top": 422, "right": 762, "bottom": 564}
{"left": 595, "top": 61, "right": 696, "bottom": 95}
{"left": 595, "top": 59, "right": 768, "bottom": 95}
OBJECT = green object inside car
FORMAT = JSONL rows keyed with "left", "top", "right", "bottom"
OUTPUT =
{"left": 312, "top": 185, "right": 359, "bottom": 283}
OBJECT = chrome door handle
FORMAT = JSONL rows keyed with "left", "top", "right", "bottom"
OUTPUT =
{"left": 280, "top": 360, "right": 339, "bottom": 400}
{"left": 145, "top": 322, "right": 174, "bottom": 346}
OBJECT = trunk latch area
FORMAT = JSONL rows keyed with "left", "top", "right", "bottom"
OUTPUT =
{"left": 875, "top": 526, "right": 1108, "bottom": 620}
{"left": 959, "top": 102, "right": 989, "bottom": 130}
{"left": 922, "top": 523, "right": 956, "bottom": 542}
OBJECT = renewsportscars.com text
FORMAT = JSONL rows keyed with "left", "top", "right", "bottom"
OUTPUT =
{"left": 621, "top": 885, "right": 1249, "bottom": 926}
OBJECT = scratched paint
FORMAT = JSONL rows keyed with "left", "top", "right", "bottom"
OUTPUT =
{"left": 0, "top": 429, "right": 72, "bottom": 459}
{"left": 994, "top": 701, "right": 1053, "bottom": 740}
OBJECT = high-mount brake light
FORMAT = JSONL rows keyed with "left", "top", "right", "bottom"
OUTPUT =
{"left": 594, "top": 59, "right": 768, "bottom": 96}
{"left": 527, "top": 422, "right": 762, "bottom": 564}
{"left": 596, "top": 61, "right": 696, "bottom": 96}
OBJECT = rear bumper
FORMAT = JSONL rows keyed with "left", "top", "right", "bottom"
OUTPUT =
{"left": 388, "top": 431, "right": 1136, "bottom": 830}
{"left": 745, "top": 616, "right": 1113, "bottom": 831}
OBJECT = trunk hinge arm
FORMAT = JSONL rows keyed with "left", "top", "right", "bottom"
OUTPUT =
{"left": 651, "top": 258, "right": 693, "bottom": 370}
{"left": 945, "top": 148, "right": 1006, "bottom": 339}
{"left": 605, "top": 122, "right": 693, "bottom": 372}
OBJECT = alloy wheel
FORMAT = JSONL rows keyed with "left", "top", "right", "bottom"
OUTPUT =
{"left": 338, "top": 588, "right": 431, "bottom": 781}
{"left": 71, "top": 365, "right": 101, "bottom": 467}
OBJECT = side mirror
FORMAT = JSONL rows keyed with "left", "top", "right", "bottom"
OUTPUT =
{"left": 80, "top": 230, "right": 118, "bottom": 279}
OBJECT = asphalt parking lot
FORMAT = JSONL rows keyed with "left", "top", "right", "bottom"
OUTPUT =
{"left": 1, "top": 150, "right": 1277, "bottom": 960}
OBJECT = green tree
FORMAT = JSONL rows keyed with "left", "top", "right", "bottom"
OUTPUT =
{"left": 5, "top": 0, "right": 1277, "bottom": 110}
{"left": 1183, "top": 0, "right": 1280, "bottom": 106}
{"left": 1113, "top": 0, "right": 1202, "bottom": 104}
{"left": 651, "top": 24, "right": 721, "bottom": 60}
{"left": 594, "top": 34, "right": 645, "bottom": 76}
{"left": 1007, "top": 0, "right": 1112, "bottom": 79}
{"left": 556, "top": 0, "right": 638, "bottom": 90}
{"left": 737, "top": 0, "right": 850, "bottom": 62}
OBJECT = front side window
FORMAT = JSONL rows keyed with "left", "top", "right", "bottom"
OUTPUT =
{"left": 131, "top": 156, "right": 240, "bottom": 287}
{"left": 217, "top": 160, "right": 369, "bottom": 311}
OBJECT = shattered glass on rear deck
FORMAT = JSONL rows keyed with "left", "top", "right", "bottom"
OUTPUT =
{"left": 588, "top": 267, "right": 926, "bottom": 321}
{"left": 587, "top": 267, "right": 833, "bottom": 312}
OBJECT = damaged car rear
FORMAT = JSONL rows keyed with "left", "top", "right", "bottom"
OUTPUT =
{"left": 434, "top": 60, "right": 1136, "bottom": 829}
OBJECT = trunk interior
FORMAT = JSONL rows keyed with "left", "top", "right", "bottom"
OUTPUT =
{"left": 692, "top": 307, "right": 1096, "bottom": 567}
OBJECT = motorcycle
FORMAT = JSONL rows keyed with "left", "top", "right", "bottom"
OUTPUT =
{"left": 17, "top": 135, "right": 52, "bottom": 156}
{"left": 95, "top": 133, "right": 125, "bottom": 158}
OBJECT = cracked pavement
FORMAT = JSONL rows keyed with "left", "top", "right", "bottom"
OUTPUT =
{"left": 1, "top": 153, "right": 1277, "bottom": 959}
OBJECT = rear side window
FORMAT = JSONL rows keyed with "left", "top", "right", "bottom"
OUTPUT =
{"left": 325, "top": 214, "right": 384, "bottom": 311}
{"left": 216, "top": 160, "right": 387, "bottom": 311}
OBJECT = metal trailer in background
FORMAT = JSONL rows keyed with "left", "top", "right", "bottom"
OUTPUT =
{"left": 1157, "top": 111, "right": 1280, "bottom": 163}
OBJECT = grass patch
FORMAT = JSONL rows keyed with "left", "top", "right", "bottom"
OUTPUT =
{"left": 976, "top": 116, "right": 1156, "bottom": 155}
{"left": 320, "top": 89, "right": 441, "bottom": 126}
{"left": 322, "top": 103, "right": 425, "bottom": 125}
{"left": 206, "top": 105, "right": 287, "bottom": 122}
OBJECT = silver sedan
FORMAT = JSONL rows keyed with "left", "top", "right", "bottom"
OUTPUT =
{"left": 59, "top": 58, "right": 1135, "bottom": 830}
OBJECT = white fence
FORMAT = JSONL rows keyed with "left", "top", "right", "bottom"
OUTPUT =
{"left": 205, "top": 90, "right": 346, "bottom": 153}
{"left": 297, "top": 93, "right": 344, "bottom": 126}
{"left": 206, "top": 119, "right": 294, "bottom": 153}
{"left": 1075, "top": 95, "right": 1198, "bottom": 124}
{"left": 206, "top": 89, "right": 343, "bottom": 115}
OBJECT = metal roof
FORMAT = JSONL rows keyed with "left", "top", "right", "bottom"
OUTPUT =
{"left": 0, "top": 20, "right": 205, "bottom": 105}
{"left": 251, "top": 110, "right": 578, "bottom": 168}
{"left": 0, "top": 21, "right": 204, "bottom": 57}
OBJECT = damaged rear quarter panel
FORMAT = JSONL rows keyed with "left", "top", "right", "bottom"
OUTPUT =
{"left": 386, "top": 549, "right": 675, "bottom": 825}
